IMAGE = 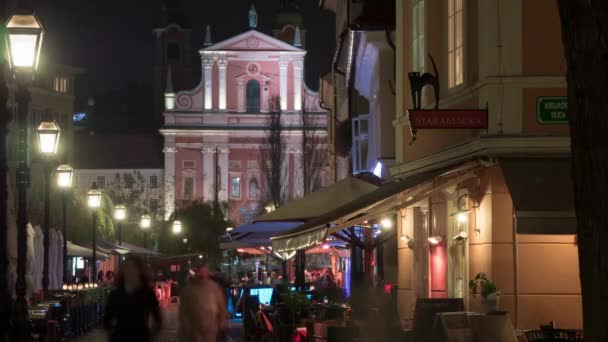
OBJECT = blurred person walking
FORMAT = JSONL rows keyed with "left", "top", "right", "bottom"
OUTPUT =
{"left": 179, "top": 265, "right": 228, "bottom": 342}
{"left": 103, "top": 256, "right": 162, "bottom": 342}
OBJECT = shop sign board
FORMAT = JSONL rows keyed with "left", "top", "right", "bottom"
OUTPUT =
{"left": 409, "top": 109, "right": 488, "bottom": 129}
{"left": 537, "top": 96, "right": 568, "bottom": 124}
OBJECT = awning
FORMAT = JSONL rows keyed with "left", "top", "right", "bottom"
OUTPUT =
{"left": 220, "top": 221, "right": 303, "bottom": 250}
{"left": 499, "top": 157, "right": 576, "bottom": 234}
{"left": 67, "top": 242, "right": 109, "bottom": 260}
{"left": 255, "top": 174, "right": 381, "bottom": 222}
{"left": 118, "top": 242, "right": 162, "bottom": 256}
{"left": 271, "top": 164, "right": 479, "bottom": 252}
{"left": 96, "top": 240, "right": 131, "bottom": 255}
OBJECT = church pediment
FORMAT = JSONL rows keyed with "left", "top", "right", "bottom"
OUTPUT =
{"left": 201, "top": 30, "right": 304, "bottom": 52}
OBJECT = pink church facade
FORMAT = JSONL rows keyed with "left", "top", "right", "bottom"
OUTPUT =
{"left": 160, "top": 30, "right": 327, "bottom": 226}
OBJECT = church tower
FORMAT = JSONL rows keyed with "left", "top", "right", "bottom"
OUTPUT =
{"left": 153, "top": 0, "right": 193, "bottom": 124}
{"left": 273, "top": 0, "right": 306, "bottom": 48}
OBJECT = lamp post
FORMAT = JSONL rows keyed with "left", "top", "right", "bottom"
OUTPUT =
{"left": 6, "top": 9, "right": 44, "bottom": 339}
{"left": 36, "top": 120, "right": 59, "bottom": 297}
{"left": 114, "top": 204, "right": 126, "bottom": 246}
{"left": 87, "top": 183, "right": 102, "bottom": 281}
{"left": 140, "top": 214, "right": 151, "bottom": 249}
{"left": 56, "top": 164, "right": 73, "bottom": 283}
{"left": 172, "top": 220, "right": 182, "bottom": 235}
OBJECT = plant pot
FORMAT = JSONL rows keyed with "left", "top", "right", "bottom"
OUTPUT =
{"left": 482, "top": 292, "right": 499, "bottom": 313}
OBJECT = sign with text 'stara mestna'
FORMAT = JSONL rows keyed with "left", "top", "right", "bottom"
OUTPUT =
{"left": 537, "top": 96, "right": 568, "bottom": 124}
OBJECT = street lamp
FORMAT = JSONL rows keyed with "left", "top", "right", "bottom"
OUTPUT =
{"left": 140, "top": 214, "right": 151, "bottom": 249}
{"left": 56, "top": 164, "right": 73, "bottom": 284}
{"left": 5, "top": 12, "right": 44, "bottom": 73}
{"left": 172, "top": 220, "right": 182, "bottom": 234}
{"left": 87, "top": 183, "right": 102, "bottom": 281}
{"left": 7, "top": 9, "right": 44, "bottom": 338}
{"left": 37, "top": 120, "right": 60, "bottom": 297}
{"left": 36, "top": 120, "right": 60, "bottom": 155}
{"left": 114, "top": 204, "right": 126, "bottom": 246}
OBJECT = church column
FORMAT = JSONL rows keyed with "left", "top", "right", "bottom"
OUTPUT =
{"left": 293, "top": 59, "right": 303, "bottom": 112}
{"left": 163, "top": 142, "right": 177, "bottom": 221}
{"left": 237, "top": 76, "right": 245, "bottom": 112}
{"left": 261, "top": 76, "right": 270, "bottom": 113}
{"left": 279, "top": 59, "right": 289, "bottom": 112}
{"left": 218, "top": 59, "right": 228, "bottom": 111}
{"left": 293, "top": 147, "right": 304, "bottom": 198}
{"left": 218, "top": 146, "right": 230, "bottom": 202}
{"left": 201, "top": 145, "right": 216, "bottom": 201}
{"left": 204, "top": 58, "right": 214, "bottom": 111}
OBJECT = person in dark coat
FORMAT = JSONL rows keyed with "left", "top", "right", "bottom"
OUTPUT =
{"left": 103, "top": 256, "right": 162, "bottom": 342}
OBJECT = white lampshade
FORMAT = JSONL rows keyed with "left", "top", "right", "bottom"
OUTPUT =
{"left": 140, "top": 214, "right": 151, "bottom": 230}
{"left": 87, "top": 183, "right": 102, "bottom": 209}
{"left": 172, "top": 220, "right": 182, "bottom": 234}
{"left": 5, "top": 13, "right": 44, "bottom": 71}
{"left": 114, "top": 204, "right": 126, "bottom": 221}
{"left": 380, "top": 218, "right": 393, "bottom": 230}
{"left": 56, "top": 164, "right": 73, "bottom": 189}
{"left": 37, "top": 121, "right": 60, "bottom": 155}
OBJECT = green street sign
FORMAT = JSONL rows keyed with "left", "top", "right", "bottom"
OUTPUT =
{"left": 537, "top": 96, "right": 568, "bottom": 124}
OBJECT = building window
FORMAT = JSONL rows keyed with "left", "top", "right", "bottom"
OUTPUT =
{"left": 124, "top": 173, "right": 135, "bottom": 189}
{"left": 183, "top": 160, "right": 196, "bottom": 169}
{"left": 352, "top": 116, "right": 369, "bottom": 173}
{"left": 54, "top": 77, "right": 68, "bottom": 93}
{"left": 448, "top": 0, "right": 464, "bottom": 88}
{"left": 246, "top": 79, "right": 261, "bottom": 113}
{"left": 412, "top": 0, "right": 425, "bottom": 73}
{"left": 149, "top": 198, "right": 160, "bottom": 211}
{"left": 167, "top": 42, "right": 181, "bottom": 62}
{"left": 96, "top": 176, "right": 106, "bottom": 189}
{"left": 248, "top": 177, "right": 260, "bottom": 199}
{"left": 183, "top": 177, "right": 194, "bottom": 200}
{"left": 231, "top": 176, "right": 241, "bottom": 199}
{"left": 150, "top": 175, "right": 159, "bottom": 189}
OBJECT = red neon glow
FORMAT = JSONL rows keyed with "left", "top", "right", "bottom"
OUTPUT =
{"left": 322, "top": 244, "right": 330, "bottom": 250}
{"left": 430, "top": 244, "right": 447, "bottom": 298}
{"left": 384, "top": 283, "right": 392, "bottom": 294}
{"left": 236, "top": 248, "right": 245, "bottom": 253}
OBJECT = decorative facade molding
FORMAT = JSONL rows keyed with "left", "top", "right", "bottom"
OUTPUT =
{"left": 218, "top": 146, "right": 230, "bottom": 154}
{"left": 163, "top": 146, "right": 178, "bottom": 153}
{"left": 201, "top": 146, "right": 216, "bottom": 154}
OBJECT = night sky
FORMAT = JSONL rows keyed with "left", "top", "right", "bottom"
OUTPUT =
{"left": 23, "top": 0, "right": 335, "bottom": 104}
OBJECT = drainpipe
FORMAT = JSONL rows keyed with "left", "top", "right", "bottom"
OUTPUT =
{"left": 513, "top": 210, "right": 520, "bottom": 329}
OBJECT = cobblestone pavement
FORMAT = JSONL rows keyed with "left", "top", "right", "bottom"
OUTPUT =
{"left": 72, "top": 303, "right": 243, "bottom": 341}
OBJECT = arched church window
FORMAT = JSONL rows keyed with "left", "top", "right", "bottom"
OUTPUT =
{"left": 167, "top": 42, "right": 181, "bottom": 62}
{"left": 246, "top": 79, "right": 261, "bottom": 113}
{"left": 248, "top": 177, "right": 260, "bottom": 199}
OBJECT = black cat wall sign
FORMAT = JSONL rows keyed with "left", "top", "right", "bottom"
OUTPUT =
{"left": 408, "top": 54, "right": 440, "bottom": 110}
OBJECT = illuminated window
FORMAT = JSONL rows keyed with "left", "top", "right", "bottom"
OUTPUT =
{"left": 183, "top": 177, "right": 194, "bottom": 200}
{"left": 54, "top": 77, "right": 68, "bottom": 93}
{"left": 231, "top": 176, "right": 241, "bottom": 199}
{"left": 412, "top": 0, "right": 425, "bottom": 73}
{"left": 352, "top": 116, "right": 369, "bottom": 174}
{"left": 448, "top": 0, "right": 464, "bottom": 88}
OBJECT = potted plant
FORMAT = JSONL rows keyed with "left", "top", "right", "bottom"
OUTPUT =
{"left": 469, "top": 272, "right": 500, "bottom": 313}
{"left": 278, "top": 291, "right": 311, "bottom": 341}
